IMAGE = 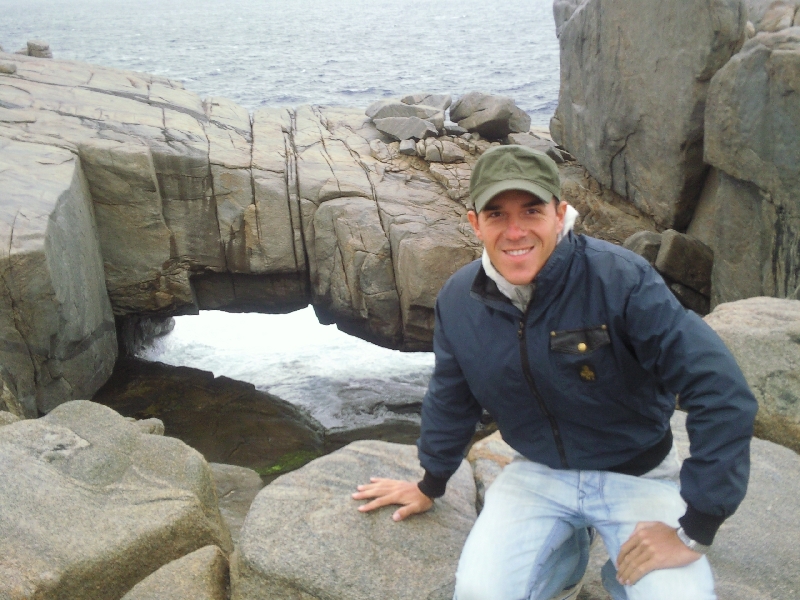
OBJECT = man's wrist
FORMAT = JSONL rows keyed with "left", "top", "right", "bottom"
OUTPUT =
{"left": 417, "top": 470, "right": 449, "bottom": 499}
{"left": 676, "top": 526, "right": 711, "bottom": 554}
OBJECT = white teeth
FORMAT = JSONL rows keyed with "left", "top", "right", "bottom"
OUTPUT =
{"left": 505, "top": 248, "right": 531, "bottom": 256}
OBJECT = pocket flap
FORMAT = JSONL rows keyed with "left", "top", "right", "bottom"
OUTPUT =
{"left": 550, "top": 325, "right": 610, "bottom": 354}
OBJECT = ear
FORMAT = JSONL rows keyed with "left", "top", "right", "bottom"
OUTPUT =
{"left": 555, "top": 199, "right": 567, "bottom": 229}
{"left": 467, "top": 210, "right": 484, "bottom": 241}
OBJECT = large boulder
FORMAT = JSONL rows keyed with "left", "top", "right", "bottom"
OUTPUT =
{"left": 231, "top": 440, "right": 476, "bottom": 600}
{"left": 0, "top": 400, "right": 232, "bottom": 600}
{"left": 449, "top": 92, "right": 532, "bottom": 140}
{"left": 700, "top": 28, "right": 800, "bottom": 306}
{"left": 704, "top": 297, "right": 800, "bottom": 453}
{"left": 0, "top": 137, "right": 117, "bottom": 417}
{"left": 470, "top": 412, "right": 800, "bottom": 600}
{"left": 551, "top": 0, "right": 746, "bottom": 229}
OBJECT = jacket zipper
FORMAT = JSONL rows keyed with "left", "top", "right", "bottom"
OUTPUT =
{"left": 517, "top": 316, "right": 569, "bottom": 468}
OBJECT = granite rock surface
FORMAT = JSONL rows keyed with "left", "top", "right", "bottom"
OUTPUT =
{"left": 231, "top": 440, "right": 476, "bottom": 600}
{"left": 701, "top": 28, "right": 800, "bottom": 306}
{"left": 704, "top": 297, "right": 800, "bottom": 453}
{"left": 552, "top": 0, "right": 746, "bottom": 229}
{"left": 120, "top": 545, "right": 229, "bottom": 600}
{"left": 0, "top": 400, "right": 232, "bottom": 600}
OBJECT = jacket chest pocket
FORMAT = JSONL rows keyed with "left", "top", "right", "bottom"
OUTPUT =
{"left": 549, "top": 325, "right": 611, "bottom": 383}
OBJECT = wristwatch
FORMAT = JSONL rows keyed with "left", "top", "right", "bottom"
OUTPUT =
{"left": 676, "top": 527, "right": 710, "bottom": 554}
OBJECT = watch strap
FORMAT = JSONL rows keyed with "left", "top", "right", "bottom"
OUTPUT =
{"left": 676, "top": 526, "right": 710, "bottom": 554}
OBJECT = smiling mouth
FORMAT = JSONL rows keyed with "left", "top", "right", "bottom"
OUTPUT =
{"left": 504, "top": 247, "right": 533, "bottom": 256}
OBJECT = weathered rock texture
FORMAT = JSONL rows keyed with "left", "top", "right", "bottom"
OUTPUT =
{"left": 705, "top": 297, "right": 800, "bottom": 453}
{"left": 467, "top": 430, "right": 519, "bottom": 512}
{"left": 552, "top": 0, "right": 746, "bottom": 229}
{"left": 0, "top": 52, "right": 660, "bottom": 411}
{"left": 450, "top": 91, "right": 532, "bottom": 139}
{"left": 231, "top": 440, "right": 476, "bottom": 600}
{"left": 120, "top": 545, "right": 229, "bottom": 600}
{"left": 474, "top": 413, "right": 800, "bottom": 600}
{"left": 0, "top": 136, "right": 117, "bottom": 418}
{"left": 209, "top": 463, "right": 264, "bottom": 546}
{"left": 93, "top": 358, "right": 324, "bottom": 474}
{"left": 746, "top": 0, "right": 800, "bottom": 32}
{"left": 700, "top": 29, "right": 800, "bottom": 307}
{"left": 0, "top": 400, "right": 232, "bottom": 600}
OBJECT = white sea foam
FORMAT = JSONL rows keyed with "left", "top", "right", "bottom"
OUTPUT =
{"left": 139, "top": 308, "right": 435, "bottom": 430}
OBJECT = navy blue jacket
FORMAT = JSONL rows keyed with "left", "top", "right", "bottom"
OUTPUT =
{"left": 417, "top": 232, "right": 757, "bottom": 545}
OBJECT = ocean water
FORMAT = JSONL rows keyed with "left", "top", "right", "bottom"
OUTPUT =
{"left": 0, "top": 0, "right": 560, "bottom": 124}
{"left": 138, "top": 308, "right": 435, "bottom": 431}
{"left": 1, "top": 0, "right": 561, "bottom": 430}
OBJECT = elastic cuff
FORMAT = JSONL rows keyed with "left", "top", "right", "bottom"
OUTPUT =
{"left": 678, "top": 505, "right": 726, "bottom": 546}
{"left": 417, "top": 470, "right": 450, "bottom": 499}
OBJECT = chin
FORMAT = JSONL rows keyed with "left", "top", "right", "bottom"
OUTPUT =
{"left": 502, "top": 268, "right": 537, "bottom": 285}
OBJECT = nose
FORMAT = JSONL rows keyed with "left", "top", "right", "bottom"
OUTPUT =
{"left": 504, "top": 215, "right": 526, "bottom": 240}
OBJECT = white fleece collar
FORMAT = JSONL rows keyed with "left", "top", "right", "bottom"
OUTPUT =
{"left": 482, "top": 204, "right": 579, "bottom": 312}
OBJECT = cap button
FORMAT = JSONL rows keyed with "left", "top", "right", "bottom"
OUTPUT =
{"left": 577, "top": 342, "right": 587, "bottom": 352}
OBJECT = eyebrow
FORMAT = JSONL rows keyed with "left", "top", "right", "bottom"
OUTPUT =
{"left": 483, "top": 197, "right": 546, "bottom": 212}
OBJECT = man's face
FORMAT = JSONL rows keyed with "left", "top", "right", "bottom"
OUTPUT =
{"left": 467, "top": 189, "right": 567, "bottom": 285}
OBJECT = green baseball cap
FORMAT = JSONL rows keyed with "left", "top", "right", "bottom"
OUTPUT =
{"left": 469, "top": 145, "right": 561, "bottom": 213}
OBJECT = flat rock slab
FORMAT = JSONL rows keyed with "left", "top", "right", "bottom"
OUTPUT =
{"left": 121, "top": 545, "right": 229, "bottom": 600}
{"left": 0, "top": 400, "right": 232, "bottom": 600}
{"left": 232, "top": 440, "right": 476, "bottom": 600}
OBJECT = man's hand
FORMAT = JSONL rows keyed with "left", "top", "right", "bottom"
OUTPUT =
{"left": 352, "top": 477, "right": 434, "bottom": 521}
{"left": 616, "top": 521, "right": 702, "bottom": 586}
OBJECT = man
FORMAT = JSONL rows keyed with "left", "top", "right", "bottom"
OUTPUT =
{"left": 353, "top": 145, "right": 757, "bottom": 600}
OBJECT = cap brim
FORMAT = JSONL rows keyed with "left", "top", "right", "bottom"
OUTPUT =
{"left": 472, "top": 179, "right": 556, "bottom": 213}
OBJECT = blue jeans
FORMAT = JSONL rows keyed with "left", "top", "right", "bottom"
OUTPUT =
{"left": 454, "top": 456, "right": 716, "bottom": 600}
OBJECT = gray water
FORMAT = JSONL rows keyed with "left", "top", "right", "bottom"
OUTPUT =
{"left": 0, "top": 0, "right": 560, "bottom": 124}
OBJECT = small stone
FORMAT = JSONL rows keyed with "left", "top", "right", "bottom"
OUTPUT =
{"left": 0, "top": 62, "right": 16, "bottom": 75}
{"left": 507, "top": 132, "right": 565, "bottom": 163}
{"left": 654, "top": 230, "right": 713, "bottom": 296}
{"left": 398, "top": 139, "right": 417, "bottom": 156}
{"left": 623, "top": 230, "right": 663, "bottom": 265}
{"left": 746, "top": 20, "right": 756, "bottom": 38}
{"left": 401, "top": 93, "right": 452, "bottom": 112}
{"left": 450, "top": 92, "right": 531, "bottom": 139}
{"left": 27, "top": 40, "right": 52, "bottom": 59}
{"left": 366, "top": 100, "right": 441, "bottom": 122}
{"left": 444, "top": 122, "right": 468, "bottom": 136}
{"left": 373, "top": 116, "right": 438, "bottom": 141}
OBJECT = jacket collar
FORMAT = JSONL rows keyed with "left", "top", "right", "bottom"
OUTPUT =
{"left": 470, "top": 232, "right": 578, "bottom": 318}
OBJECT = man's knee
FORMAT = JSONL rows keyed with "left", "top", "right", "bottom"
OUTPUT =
{"left": 602, "top": 557, "right": 716, "bottom": 600}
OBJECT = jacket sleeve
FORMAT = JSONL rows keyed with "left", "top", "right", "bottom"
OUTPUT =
{"left": 416, "top": 297, "right": 483, "bottom": 498}
{"left": 623, "top": 263, "right": 758, "bottom": 545}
